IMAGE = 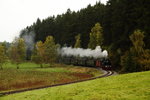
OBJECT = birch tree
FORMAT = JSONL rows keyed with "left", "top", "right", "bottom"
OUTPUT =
{"left": 0, "top": 44, "right": 7, "bottom": 69}
{"left": 9, "top": 38, "right": 26, "bottom": 69}
{"left": 88, "top": 23, "right": 103, "bottom": 49}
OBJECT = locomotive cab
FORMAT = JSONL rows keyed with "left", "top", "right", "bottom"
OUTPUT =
{"left": 95, "top": 58, "right": 112, "bottom": 70}
{"left": 102, "top": 59, "right": 112, "bottom": 70}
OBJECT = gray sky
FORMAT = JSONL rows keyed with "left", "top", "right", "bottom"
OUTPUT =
{"left": 0, "top": 0, "right": 108, "bottom": 42}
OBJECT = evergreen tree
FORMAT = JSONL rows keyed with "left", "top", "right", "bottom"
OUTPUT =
{"left": 74, "top": 34, "right": 81, "bottom": 48}
{"left": 19, "top": 0, "right": 150, "bottom": 71}
{"left": 121, "top": 51, "right": 137, "bottom": 72}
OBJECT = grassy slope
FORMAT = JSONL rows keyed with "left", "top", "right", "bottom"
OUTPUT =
{"left": 2, "top": 62, "right": 100, "bottom": 74}
{"left": 1, "top": 71, "right": 150, "bottom": 100}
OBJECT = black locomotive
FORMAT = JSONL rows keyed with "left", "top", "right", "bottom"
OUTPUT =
{"left": 59, "top": 56, "right": 112, "bottom": 70}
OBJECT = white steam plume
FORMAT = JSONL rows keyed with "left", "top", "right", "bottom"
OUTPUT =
{"left": 59, "top": 46, "right": 108, "bottom": 58}
{"left": 22, "top": 30, "right": 35, "bottom": 51}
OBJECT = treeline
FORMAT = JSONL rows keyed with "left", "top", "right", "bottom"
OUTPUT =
{"left": 0, "top": 25, "right": 149, "bottom": 72}
{"left": 0, "top": 36, "right": 58, "bottom": 69}
{"left": 19, "top": 0, "right": 150, "bottom": 72}
{"left": 0, "top": 39, "right": 26, "bottom": 69}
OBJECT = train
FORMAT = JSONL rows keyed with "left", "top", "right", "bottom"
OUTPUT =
{"left": 59, "top": 56, "right": 112, "bottom": 70}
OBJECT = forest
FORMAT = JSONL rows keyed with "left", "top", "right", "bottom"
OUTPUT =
{"left": 19, "top": 0, "right": 150, "bottom": 72}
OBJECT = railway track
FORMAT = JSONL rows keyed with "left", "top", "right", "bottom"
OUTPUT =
{"left": 0, "top": 69, "right": 114, "bottom": 96}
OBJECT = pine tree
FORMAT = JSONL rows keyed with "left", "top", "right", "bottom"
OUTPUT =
{"left": 121, "top": 51, "right": 137, "bottom": 72}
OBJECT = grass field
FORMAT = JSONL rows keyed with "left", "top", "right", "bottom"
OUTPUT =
{"left": 0, "top": 62, "right": 101, "bottom": 93}
{"left": 1, "top": 71, "right": 150, "bottom": 100}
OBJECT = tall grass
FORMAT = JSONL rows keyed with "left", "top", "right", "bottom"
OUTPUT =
{"left": 0, "top": 62, "right": 101, "bottom": 92}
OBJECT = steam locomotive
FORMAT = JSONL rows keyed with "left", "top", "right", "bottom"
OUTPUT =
{"left": 59, "top": 56, "right": 112, "bottom": 70}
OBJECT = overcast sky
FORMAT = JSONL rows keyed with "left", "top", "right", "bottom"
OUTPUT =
{"left": 0, "top": 0, "right": 108, "bottom": 42}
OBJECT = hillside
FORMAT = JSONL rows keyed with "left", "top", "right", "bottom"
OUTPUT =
{"left": 20, "top": 0, "right": 150, "bottom": 72}
{"left": 1, "top": 71, "right": 150, "bottom": 100}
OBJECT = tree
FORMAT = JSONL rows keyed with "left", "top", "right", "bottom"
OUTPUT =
{"left": 129, "top": 29, "right": 145, "bottom": 71}
{"left": 138, "top": 49, "right": 150, "bottom": 70}
{"left": 35, "top": 41, "right": 45, "bottom": 68}
{"left": 74, "top": 34, "right": 81, "bottom": 48}
{"left": 44, "top": 36, "right": 58, "bottom": 66}
{"left": 9, "top": 38, "right": 26, "bottom": 69}
{"left": 31, "top": 43, "right": 44, "bottom": 68}
{"left": 32, "top": 36, "right": 58, "bottom": 68}
{"left": 121, "top": 29, "right": 149, "bottom": 72}
{"left": 88, "top": 23, "right": 103, "bottom": 49}
{"left": 88, "top": 32, "right": 96, "bottom": 49}
{"left": 0, "top": 44, "right": 7, "bottom": 69}
{"left": 129, "top": 30, "right": 150, "bottom": 70}
{"left": 121, "top": 51, "right": 138, "bottom": 72}
{"left": 129, "top": 29, "right": 145, "bottom": 55}
{"left": 1, "top": 41, "right": 8, "bottom": 56}
{"left": 19, "top": 0, "right": 150, "bottom": 70}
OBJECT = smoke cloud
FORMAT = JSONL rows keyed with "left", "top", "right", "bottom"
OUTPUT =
{"left": 21, "top": 30, "right": 35, "bottom": 51}
{"left": 59, "top": 46, "right": 108, "bottom": 58}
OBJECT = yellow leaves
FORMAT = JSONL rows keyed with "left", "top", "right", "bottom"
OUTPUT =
{"left": 34, "top": 36, "right": 58, "bottom": 65}
{"left": 74, "top": 34, "right": 81, "bottom": 48}
{"left": 0, "top": 44, "right": 7, "bottom": 64}
{"left": 123, "top": 29, "right": 150, "bottom": 71}
{"left": 129, "top": 30, "right": 145, "bottom": 55}
{"left": 36, "top": 41, "right": 45, "bottom": 57}
{"left": 0, "top": 43, "right": 7, "bottom": 69}
{"left": 88, "top": 22, "right": 103, "bottom": 49}
{"left": 138, "top": 49, "right": 150, "bottom": 70}
{"left": 45, "top": 36, "right": 58, "bottom": 64}
{"left": 9, "top": 38, "right": 26, "bottom": 65}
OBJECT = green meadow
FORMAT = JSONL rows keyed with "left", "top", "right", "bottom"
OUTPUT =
{"left": 0, "top": 62, "right": 101, "bottom": 93}
{"left": 1, "top": 70, "right": 150, "bottom": 100}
